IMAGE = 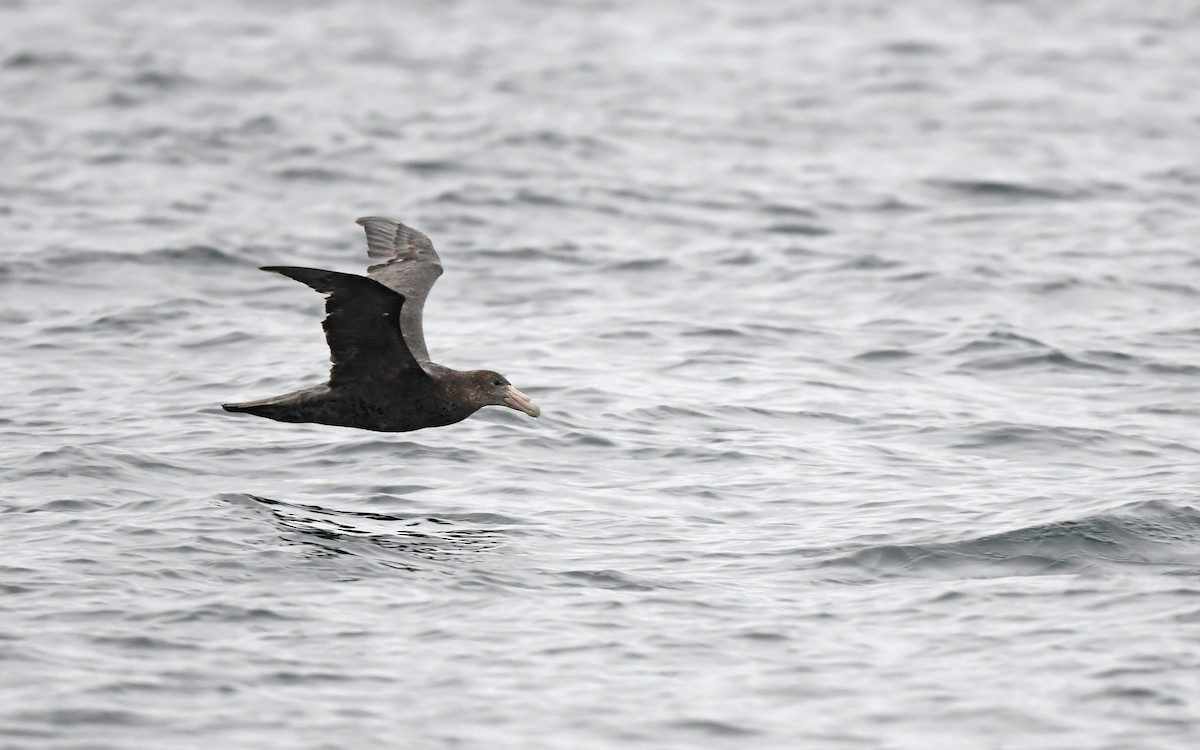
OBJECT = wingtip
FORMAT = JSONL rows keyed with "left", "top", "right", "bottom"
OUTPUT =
{"left": 356, "top": 216, "right": 392, "bottom": 227}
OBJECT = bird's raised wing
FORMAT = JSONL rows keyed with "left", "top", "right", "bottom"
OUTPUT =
{"left": 262, "top": 266, "right": 426, "bottom": 387}
{"left": 356, "top": 217, "right": 444, "bottom": 363}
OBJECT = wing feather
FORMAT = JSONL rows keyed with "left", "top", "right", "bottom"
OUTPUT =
{"left": 355, "top": 216, "right": 444, "bottom": 363}
{"left": 262, "top": 266, "right": 424, "bottom": 386}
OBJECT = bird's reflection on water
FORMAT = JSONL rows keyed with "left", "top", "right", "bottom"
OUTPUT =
{"left": 241, "top": 494, "right": 511, "bottom": 571}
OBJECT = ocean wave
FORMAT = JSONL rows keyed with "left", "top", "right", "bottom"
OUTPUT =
{"left": 926, "top": 178, "right": 1086, "bottom": 202}
{"left": 0, "top": 246, "right": 244, "bottom": 282}
{"left": 228, "top": 495, "right": 522, "bottom": 571}
{"left": 817, "top": 500, "right": 1200, "bottom": 582}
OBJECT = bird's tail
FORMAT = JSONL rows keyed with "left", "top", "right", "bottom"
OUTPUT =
{"left": 222, "top": 397, "right": 279, "bottom": 417}
{"left": 222, "top": 384, "right": 330, "bottom": 423}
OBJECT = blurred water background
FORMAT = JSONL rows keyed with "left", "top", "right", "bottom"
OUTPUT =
{"left": 3, "top": 1, "right": 1200, "bottom": 747}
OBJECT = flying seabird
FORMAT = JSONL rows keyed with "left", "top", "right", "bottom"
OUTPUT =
{"left": 222, "top": 217, "right": 540, "bottom": 432}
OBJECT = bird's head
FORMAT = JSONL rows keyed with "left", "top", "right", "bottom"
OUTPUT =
{"left": 469, "top": 370, "right": 540, "bottom": 418}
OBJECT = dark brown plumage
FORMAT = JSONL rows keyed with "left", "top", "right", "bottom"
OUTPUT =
{"left": 222, "top": 217, "right": 540, "bottom": 432}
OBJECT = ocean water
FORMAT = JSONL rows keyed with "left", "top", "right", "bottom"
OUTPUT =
{"left": 3, "top": 0, "right": 1200, "bottom": 747}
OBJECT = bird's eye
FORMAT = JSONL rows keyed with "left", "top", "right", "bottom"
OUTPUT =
{"left": 493, "top": 378, "right": 503, "bottom": 386}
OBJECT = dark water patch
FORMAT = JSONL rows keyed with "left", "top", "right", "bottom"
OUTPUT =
{"left": 182, "top": 331, "right": 254, "bottom": 349}
{"left": 560, "top": 569, "right": 657, "bottom": 591}
{"left": 102, "top": 90, "right": 148, "bottom": 109}
{"left": 539, "top": 640, "right": 623, "bottom": 657}
{"left": 668, "top": 718, "right": 761, "bottom": 737}
{"left": 818, "top": 500, "right": 1200, "bottom": 582}
{"left": 284, "top": 522, "right": 508, "bottom": 568}
{"left": 107, "top": 244, "right": 240, "bottom": 268}
{"left": 826, "top": 195, "right": 924, "bottom": 214}
{"left": 17, "top": 498, "right": 109, "bottom": 513}
{"left": 1151, "top": 326, "right": 1200, "bottom": 340}
{"left": 785, "top": 246, "right": 829, "bottom": 261}
{"left": 765, "top": 222, "right": 831, "bottom": 236}
{"left": 597, "top": 328, "right": 656, "bottom": 341}
{"left": 660, "top": 445, "right": 764, "bottom": 464}
{"left": 310, "top": 439, "right": 478, "bottom": 463}
{"left": 90, "top": 634, "right": 200, "bottom": 652}
{"left": 1134, "top": 403, "right": 1200, "bottom": 418}
{"left": 4, "top": 50, "right": 80, "bottom": 69}
{"left": 829, "top": 254, "right": 903, "bottom": 271}
{"left": 743, "top": 321, "right": 825, "bottom": 338}
{"left": 950, "top": 421, "right": 1147, "bottom": 456}
{"left": 713, "top": 249, "right": 760, "bottom": 266}
{"left": 155, "top": 603, "right": 297, "bottom": 624}
{"left": 0, "top": 245, "right": 244, "bottom": 286}
{"left": 34, "top": 323, "right": 91, "bottom": 337}
{"left": 235, "top": 114, "right": 280, "bottom": 136}
{"left": 135, "top": 214, "right": 187, "bottom": 228}
{"left": 497, "top": 129, "right": 618, "bottom": 156}
{"left": 737, "top": 630, "right": 789, "bottom": 642}
{"left": 759, "top": 202, "right": 819, "bottom": 219}
{"left": 1082, "top": 685, "right": 1185, "bottom": 707}
{"left": 1174, "top": 609, "right": 1200, "bottom": 623}
{"left": 888, "top": 270, "right": 938, "bottom": 283}
{"left": 429, "top": 512, "right": 532, "bottom": 526}
{"left": 129, "top": 69, "right": 194, "bottom": 92}
{"left": 9, "top": 708, "right": 151, "bottom": 727}
{"left": 853, "top": 348, "right": 916, "bottom": 362}
{"left": 17, "top": 443, "right": 196, "bottom": 483}
{"left": 240, "top": 495, "right": 422, "bottom": 522}
{"left": 945, "top": 328, "right": 1049, "bottom": 355}
{"left": 329, "top": 486, "right": 431, "bottom": 501}
{"left": 1144, "top": 361, "right": 1200, "bottom": 376}
{"left": 860, "top": 79, "right": 944, "bottom": 95}
{"left": 92, "top": 298, "right": 212, "bottom": 331}
{"left": 273, "top": 166, "right": 359, "bottom": 182}
{"left": 954, "top": 349, "right": 1117, "bottom": 374}
{"left": 397, "top": 158, "right": 459, "bottom": 175}
{"left": 627, "top": 405, "right": 712, "bottom": 421}
{"left": 19, "top": 446, "right": 127, "bottom": 481}
{"left": 927, "top": 178, "right": 1082, "bottom": 202}
{"left": 87, "top": 118, "right": 280, "bottom": 158}
{"left": 1022, "top": 277, "right": 1085, "bottom": 294}
{"left": 665, "top": 194, "right": 751, "bottom": 218}
{"left": 434, "top": 186, "right": 515, "bottom": 208}
{"left": 557, "top": 430, "right": 619, "bottom": 448}
{"left": 873, "top": 195, "right": 924, "bottom": 212}
{"left": 27, "top": 384, "right": 86, "bottom": 397}
{"left": 1080, "top": 348, "right": 1138, "bottom": 365}
{"left": 473, "top": 242, "right": 592, "bottom": 266}
{"left": 1144, "top": 281, "right": 1200, "bottom": 298}
{"left": 723, "top": 406, "right": 864, "bottom": 426}
{"left": 881, "top": 40, "right": 945, "bottom": 56}
{"left": 606, "top": 258, "right": 669, "bottom": 272}
{"left": 264, "top": 670, "right": 359, "bottom": 686}
{"left": 515, "top": 188, "right": 570, "bottom": 207}
{"left": 237, "top": 495, "right": 514, "bottom": 567}
{"left": 239, "top": 495, "right": 528, "bottom": 528}
{"left": 1151, "top": 166, "right": 1200, "bottom": 187}
{"left": 680, "top": 326, "right": 750, "bottom": 338}
{"left": 826, "top": 544, "right": 1080, "bottom": 581}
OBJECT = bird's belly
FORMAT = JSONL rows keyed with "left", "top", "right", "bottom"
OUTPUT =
{"left": 324, "top": 392, "right": 468, "bottom": 433}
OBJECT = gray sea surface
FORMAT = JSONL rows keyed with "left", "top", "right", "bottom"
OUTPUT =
{"left": 3, "top": 0, "right": 1200, "bottom": 748}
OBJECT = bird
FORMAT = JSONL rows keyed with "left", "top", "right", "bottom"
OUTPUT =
{"left": 222, "top": 217, "right": 540, "bottom": 432}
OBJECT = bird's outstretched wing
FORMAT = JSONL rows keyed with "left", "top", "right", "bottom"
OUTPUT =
{"left": 262, "top": 266, "right": 425, "bottom": 386}
{"left": 356, "top": 217, "right": 444, "bottom": 363}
